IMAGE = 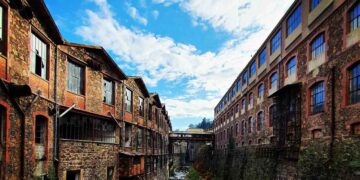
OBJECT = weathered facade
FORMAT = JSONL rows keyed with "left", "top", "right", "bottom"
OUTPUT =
{"left": 213, "top": 0, "right": 360, "bottom": 178}
{"left": 0, "top": 0, "right": 171, "bottom": 179}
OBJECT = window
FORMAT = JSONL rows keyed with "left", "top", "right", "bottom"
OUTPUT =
{"left": 139, "top": 97, "right": 144, "bottom": 117}
{"left": 350, "top": 3, "right": 360, "bottom": 32}
{"left": 287, "top": 57, "right": 297, "bottom": 76}
{"left": 310, "top": 81, "right": 325, "bottom": 114}
{"left": 270, "top": 73, "right": 278, "bottom": 89}
{"left": 67, "top": 61, "right": 84, "bottom": 95}
{"left": 137, "top": 128, "right": 143, "bottom": 148}
{"left": 66, "top": 170, "right": 80, "bottom": 180}
{"left": 232, "top": 86, "right": 236, "bottom": 96}
{"left": 257, "top": 111, "right": 264, "bottom": 131}
{"left": 148, "top": 104, "right": 152, "bottom": 120}
{"left": 259, "top": 48, "right": 266, "bottom": 67}
{"left": 35, "top": 116, "right": 47, "bottom": 145}
{"left": 107, "top": 167, "right": 114, "bottom": 180}
{"left": 242, "top": 98, "right": 246, "bottom": 110}
{"left": 125, "top": 88, "right": 133, "bottom": 112}
{"left": 248, "top": 117, "right": 254, "bottom": 133}
{"left": 258, "top": 84, "right": 264, "bottom": 98}
{"left": 351, "top": 123, "right": 360, "bottom": 135}
{"left": 237, "top": 80, "right": 241, "bottom": 91}
{"left": 243, "top": 72, "right": 248, "bottom": 85}
{"left": 59, "top": 113, "right": 115, "bottom": 143}
{"left": 269, "top": 105, "right": 277, "bottom": 127}
{"left": 287, "top": 5, "right": 302, "bottom": 35}
{"left": 249, "top": 93, "right": 254, "bottom": 107}
{"left": 271, "top": 31, "right": 281, "bottom": 54}
{"left": 235, "top": 123, "right": 239, "bottom": 136}
{"left": 249, "top": 61, "right": 256, "bottom": 77}
{"left": 103, "top": 79, "right": 114, "bottom": 104}
{"left": 310, "top": 0, "right": 321, "bottom": 11}
{"left": 349, "top": 62, "right": 360, "bottom": 104}
{"left": 0, "top": 5, "right": 6, "bottom": 54}
{"left": 125, "top": 123, "right": 132, "bottom": 147}
{"left": 311, "top": 34, "right": 325, "bottom": 59}
{"left": 0, "top": 106, "right": 5, "bottom": 149}
{"left": 30, "top": 33, "right": 48, "bottom": 79}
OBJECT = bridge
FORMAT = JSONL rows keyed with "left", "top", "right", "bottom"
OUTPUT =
{"left": 169, "top": 129, "right": 214, "bottom": 167}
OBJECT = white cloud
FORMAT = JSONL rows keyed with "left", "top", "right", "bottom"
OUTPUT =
{"left": 127, "top": 4, "right": 148, "bottom": 26}
{"left": 76, "top": 0, "right": 293, "bottom": 120}
{"left": 152, "top": 10, "right": 159, "bottom": 19}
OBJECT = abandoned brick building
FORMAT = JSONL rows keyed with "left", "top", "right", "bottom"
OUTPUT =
{"left": 0, "top": 0, "right": 171, "bottom": 179}
{"left": 214, "top": 0, "right": 360, "bottom": 178}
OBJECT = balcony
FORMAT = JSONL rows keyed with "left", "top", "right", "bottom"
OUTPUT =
{"left": 307, "top": 53, "right": 325, "bottom": 73}
{"left": 284, "top": 73, "right": 297, "bottom": 86}
{"left": 285, "top": 24, "right": 302, "bottom": 48}
{"left": 308, "top": 0, "right": 334, "bottom": 25}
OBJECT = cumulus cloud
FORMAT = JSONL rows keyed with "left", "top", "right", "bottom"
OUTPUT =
{"left": 76, "top": 0, "right": 293, "bottom": 119}
{"left": 127, "top": 4, "right": 148, "bottom": 26}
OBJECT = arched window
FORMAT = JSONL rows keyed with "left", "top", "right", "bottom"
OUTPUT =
{"left": 349, "top": 62, "right": 360, "bottom": 104}
{"left": 258, "top": 83, "right": 264, "bottom": 98}
{"left": 311, "top": 34, "right": 325, "bottom": 59}
{"left": 257, "top": 111, "right": 264, "bottom": 131}
{"left": 249, "top": 93, "right": 254, "bottom": 107}
{"left": 248, "top": 117, "right": 254, "bottom": 133}
{"left": 287, "top": 57, "right": 297, "bottom": 76}
{"left": 250, "top": 61, "right": 256, "bottom": 77}
{"left": 242, "top": 98, "right": 246, "bottom": 110}
{"left": 241, "top": 120, "right": 246, "bottom": 135}
{"left": 270, "top": 72, "right": 278, "bottom": 89}
{"left": 310, "top": 81, "right": 325, "bottom": 114}
{"left": 350, "top": 2, "right": 360, "bottom": 32}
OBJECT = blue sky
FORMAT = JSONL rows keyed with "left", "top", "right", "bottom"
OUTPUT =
{"left": 44, "top": 0, "right": 293, "bottom": 130}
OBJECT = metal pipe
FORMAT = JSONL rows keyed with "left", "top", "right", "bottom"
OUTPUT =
{"left": 59, "top": 104, "right": 76, "bottom": 118}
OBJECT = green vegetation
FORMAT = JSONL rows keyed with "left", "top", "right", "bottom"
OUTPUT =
{"left": 186, "top": 166, "right": 201, "bottom": 180}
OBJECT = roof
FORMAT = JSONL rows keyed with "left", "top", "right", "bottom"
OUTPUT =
{"left": 64, "top": 42, "right": 127, "bottom": 80}
{"left": 127, "top": 76, "right": 150, "bottom": 97}
{"left": 27, "top": 0, "right": 63, "bottom": 44}
{"left": 150, "top": 93, "right": 162, "bottom": 106}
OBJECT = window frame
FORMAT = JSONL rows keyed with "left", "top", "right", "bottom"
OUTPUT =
{"left": 310, "top": 0, "right": 321, "bottom": 11}
{"left": 257, "top": 111, "right": 264, "bottom": 131}
{"left": 125, "top": 88, "right": 133, "bottom": 112}
{"left": 271, "top": 30, "right": 281, "bottom": 54}
{"left": 259, "top": 48, "right": 267, "bottom": 67}
{"left": 286, "top": 57, "right": 297, "bottom": 77}
{"left": 35, "top": 115, "right": 47, "bottom": 145}
{"left": 67, "top": 59, "right": 85, "bottom": 95}
{"left": 0, "top": 4, "right": 7, "bottom": 55}
{"left": 103, "top": 78, "right": 115, "bottom": 105}
{"left": 287, "top": 5, "right": 302, "bottom": 36}
{"left": 249, "top": 61, "right": 256, "bottom": 77}
{"left": 310, "top": 33, "right": 325, "bottom": 60}
{"left": 139, "top": 96, "right": 145, "bottom": 117}
{"left": 349, "top": 2, "right": 360, "bottom": 32}
{"left": 258, "top": 83, "right": 264, "bottom": 98}
{"left": 348, "top": 62, "right": 360, "bottom": 105}
{"left": 310, "top": 81, "right": 325, "bottom": 114}
{"left": 269, "top": 104, "right": 277, "bottom": 127}
{"left": 270, "top": 72, "right": 278, "bottom": 89}
{"left": 30, "top": 31, "right": 49, "bottom": 80}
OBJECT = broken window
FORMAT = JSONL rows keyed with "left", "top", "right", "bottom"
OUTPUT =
{"left": 67, "top": 60, "right": 84, "bottom": 95}
{"left": 139, "top": 97, "right": 144, "bottom": 117}
{"left": 35, "top": 116, "right": 47, "bottom": 145}
{"left": 66, "top": 170, "right": 80, "bottom": 180}
{"left": 59, "top": 113, "right": 115, "bottom": 143}
{"left": 125, "top": 124, "right": 132, "bottom": 147}
{"left": 30, "top": 33, "right": 48, "bottom": 79}
{"left": 103, "top": 79, "right": 114, "bottom": 105}
{"left": 125, "top": 88, "right": 132, "bottom": 112}
{"left": 107, "top": 167, "right": 114, "bottom": 180}
{"left": 0, "top": 5, "right": 6, "bottom": 54}
{"left": 137, "top": 128, "right": 143, "bottom": 149}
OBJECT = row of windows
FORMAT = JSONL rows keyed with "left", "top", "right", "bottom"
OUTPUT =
{"left": 216, "top": 61, "right": 360, "bottom": 128}
{"left": 215, "top": 0, "right": 360, "bottom": 114}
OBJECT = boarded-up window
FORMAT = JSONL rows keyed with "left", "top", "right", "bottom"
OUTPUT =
{"left": 30, "top": 33, "right": 48, "bottom": 79}
{"left": 67, "top": 60, "right": 84, "bottom": 95}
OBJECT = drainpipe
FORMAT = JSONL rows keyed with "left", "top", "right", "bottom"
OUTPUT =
{"left": 53, "top": 45, "right": 59, "bottom": 166}
{"left": 145, "top": 97, "right": 149, "bottom": 180}
{"left": 121, "top": 80, "right": 125, "bottom": 148}
{"left": 329, "top": 67, "right": 336, "bottom": 161}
